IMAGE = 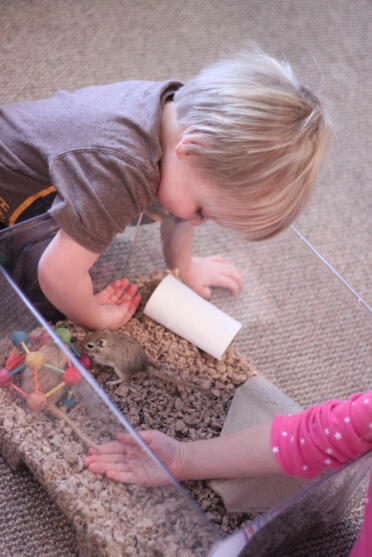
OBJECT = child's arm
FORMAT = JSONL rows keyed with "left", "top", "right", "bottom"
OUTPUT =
{"left": 272, "top": 391, "right": 372, "bottom": 479}
{"left": 84, "top": 390, "right": 372, "bottom": 486}
{"left": 84, "top": 422, "right": 281, "bottom": 486}
{"left": 161, "top": 217, "right": 243, "bottom": 298}
{"left": 38, "top": 229, "right": 141, "bottom": 329}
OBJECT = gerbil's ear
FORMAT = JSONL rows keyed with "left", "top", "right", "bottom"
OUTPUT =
{"left": 96, "top": 338, "right": 107, "bottom": 349}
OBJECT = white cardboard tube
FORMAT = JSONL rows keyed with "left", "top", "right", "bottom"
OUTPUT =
{"left": 143, "top": 275, "right": 242, "bottom": 360}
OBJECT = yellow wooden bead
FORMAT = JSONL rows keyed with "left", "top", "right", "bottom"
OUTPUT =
{"left": 25, "top": 351, "right": 44, "bottom": 372}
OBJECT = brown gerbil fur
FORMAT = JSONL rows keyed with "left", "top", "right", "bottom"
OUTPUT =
{"left": 82, "top": 330, "right": 213, "bottom": 395}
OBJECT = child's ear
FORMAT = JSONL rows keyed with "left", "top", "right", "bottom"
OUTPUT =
{"left": 175, "top": 135, "right": 203, "bottom": 156}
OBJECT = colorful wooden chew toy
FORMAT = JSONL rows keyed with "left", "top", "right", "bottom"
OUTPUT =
{"left": 0, "top": 328, "right": 97, "bottom": 448}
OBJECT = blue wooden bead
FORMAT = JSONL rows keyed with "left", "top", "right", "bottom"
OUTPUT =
{"left": 10, "top": 330, "right": 29, "bottom": 348}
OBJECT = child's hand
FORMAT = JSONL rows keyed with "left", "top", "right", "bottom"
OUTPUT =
{"left": 180, "top": 255, "right": 243, "bottom": 298}
{"left": 84, "top": 430, "right": 184, "bottom": 486}
{"left": 94, "top": 278, "right": 141, "bottom": 330}
{"left": 38, "top": 230, "right": 140, "bottom": 330}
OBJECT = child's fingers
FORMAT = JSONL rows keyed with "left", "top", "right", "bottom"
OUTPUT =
{"left": 116, "top": 430, "right": 156, "bottom": 445}
{"left": 90, "top": 460, "right": 133, "bottom": 475}
{"left": 128, "top": 294, "right": 141, "bottom": 315}
{"left": 209, "top": 256, "right": 243, "bottom": 281}
{"left": 209, "top": 255, "right": 230, "bottom": 264}
{"left": 105, "top": 286, "right": 121, "bottom": 304}
{"left": 202, "top": 269, "right": 241, "bottom": 295}
{"left": 111, "top": 278, "right": 129, "bottom": 299}
{"left": 218, "top": 263, "right": 243, "bottom": 284}
{"left": 106, "top": 279, "right": 130, "bottom": 303}
{"left": 88, "top": 432, "right": 142, "bottom": 449}
{"left": 116, "top": 283, "right": 138, "bottom": 305}
{"left": 212, "top": 265, "right": 243, "bottom": 294}
{"left": 106, "top": 466, "right": 172, "bottom": 487}
{"left": 86, "top": 461, "right": 126, "bottom": 475}
{"left": 198, "top": 285, "right": 212, "bottom": 298}
{"left": 219, "top": 272, "right": 243, "bottom": 295}
{"left": 118, "top": 294, "right": 141, "bottom": 325}
{"left": 85, "top": 462, "right": 109, "bottom": 475}
{"left": 96, "top": 278, "right": 130, "bottom": 304}
{"left": 118, "top": 277, "right": 130, "bottom": 290}
{"left": 116, "top": 432, "right": 140, "bottom": 444}
{"left": 219, "top": 277, "right": 241, "bottom": 295}
{"left": 88, "top": 440, "right": 125, "bottom": 455}
{"left": 105, "top": 469, "right": 139, "bottom": 484}
{"left": 84, "top": 453, "right": 128, "bottom": 467}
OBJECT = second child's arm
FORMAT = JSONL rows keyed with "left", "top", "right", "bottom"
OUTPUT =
{"left": 180, "top": 422, "right": 282, "bottom": 480}
{"left": 84, "top": 422, "right": 282, "bottom": 486}
{"left": 84, "top": 390, "right": 372, "bottom": 486}
{"left": 38, "top": 229, "right": 140, "bottom": 329}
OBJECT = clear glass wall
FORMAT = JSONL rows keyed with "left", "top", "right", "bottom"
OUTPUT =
{"left": 0, "top": 231, "right": 220, "bottom": 556}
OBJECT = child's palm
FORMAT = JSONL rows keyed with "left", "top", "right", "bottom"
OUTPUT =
{"left": 94, "top": 278, "right": 141, "bottom": 329}
{"left": 84, "top": 430, "right": 182, "bottom": 487}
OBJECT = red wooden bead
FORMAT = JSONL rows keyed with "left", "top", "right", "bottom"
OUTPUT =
{"left": 27, "top": 392, "right": 47, "bottom": 412}
{"left": 79, "top": 354, "right": 91, "bottom": 369}
{"left": 0, "top": 368, "right": 11, "bottom": 387}
{"left": 63, "top": 366, "right": 82, "bottom": 386}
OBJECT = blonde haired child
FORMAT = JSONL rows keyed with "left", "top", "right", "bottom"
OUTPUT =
{"left": 171, "top": 50, "right": 329, "bottom": 240}
{"left": 0, "top": 50, "right": 330, "bottom": 328}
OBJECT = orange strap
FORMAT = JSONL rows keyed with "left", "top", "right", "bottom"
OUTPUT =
{"left": 9, "top": 185, "right": 56, "bottom": 225}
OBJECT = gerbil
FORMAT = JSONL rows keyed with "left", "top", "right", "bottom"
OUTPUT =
{"left": 82, "top": 330, "right": 212, "bottom": 395}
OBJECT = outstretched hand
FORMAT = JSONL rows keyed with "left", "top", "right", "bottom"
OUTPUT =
{"left": 180, "top": 255, "right": 243, "bottom": 298}
{"left": 94, "top": 278, "right": 141, "bottom": 330}
{"left": 84, "top": 430, "right": 184, "bottom": 487}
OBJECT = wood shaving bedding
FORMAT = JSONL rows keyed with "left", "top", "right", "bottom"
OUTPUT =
{"left": 0, "top": 272, "right": 257, "bottom": 556}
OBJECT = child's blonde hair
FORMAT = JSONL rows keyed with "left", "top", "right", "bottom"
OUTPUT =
{"left": 174, "top": 50, "right": 331, "bottom": 240}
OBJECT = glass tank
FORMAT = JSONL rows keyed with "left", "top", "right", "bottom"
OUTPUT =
{"left": 0, "top": 215, "right": 221, "bottom": 556}
{"left": 217, "top": 450, "right": 372, "bottom": 556}
{"left": 0, "top": 213, "right": 370, "bottom": 556}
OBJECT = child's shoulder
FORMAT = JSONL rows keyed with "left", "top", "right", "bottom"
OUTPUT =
{"left": 0, "top": 79, "right": 183, "bottom": 127}
{"left": 68, "top": 79, "right": 181, "bottom": 102}
{"left": 70, "top": 79, "right": 183, "bottom": 119}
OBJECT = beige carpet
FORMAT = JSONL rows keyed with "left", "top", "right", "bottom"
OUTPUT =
{"left": 1, "top": 0, "right": 371, "bottom": 555}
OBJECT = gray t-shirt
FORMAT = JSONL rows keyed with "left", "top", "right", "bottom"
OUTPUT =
{"left": 0, "top": 79, "right": 182, "bottom": 252}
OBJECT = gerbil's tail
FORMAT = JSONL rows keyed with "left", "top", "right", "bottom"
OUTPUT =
{"left": 148, "top": 367, "right": 215, "bottom": 398}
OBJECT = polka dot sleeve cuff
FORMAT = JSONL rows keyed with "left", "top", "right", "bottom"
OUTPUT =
{"left": 271, "top": 392, "right": 372, "bottom": 479}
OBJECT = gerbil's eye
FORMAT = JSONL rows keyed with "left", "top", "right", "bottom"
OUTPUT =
{"left": 86, "top": 342, "right": 95, "bottom": 350}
